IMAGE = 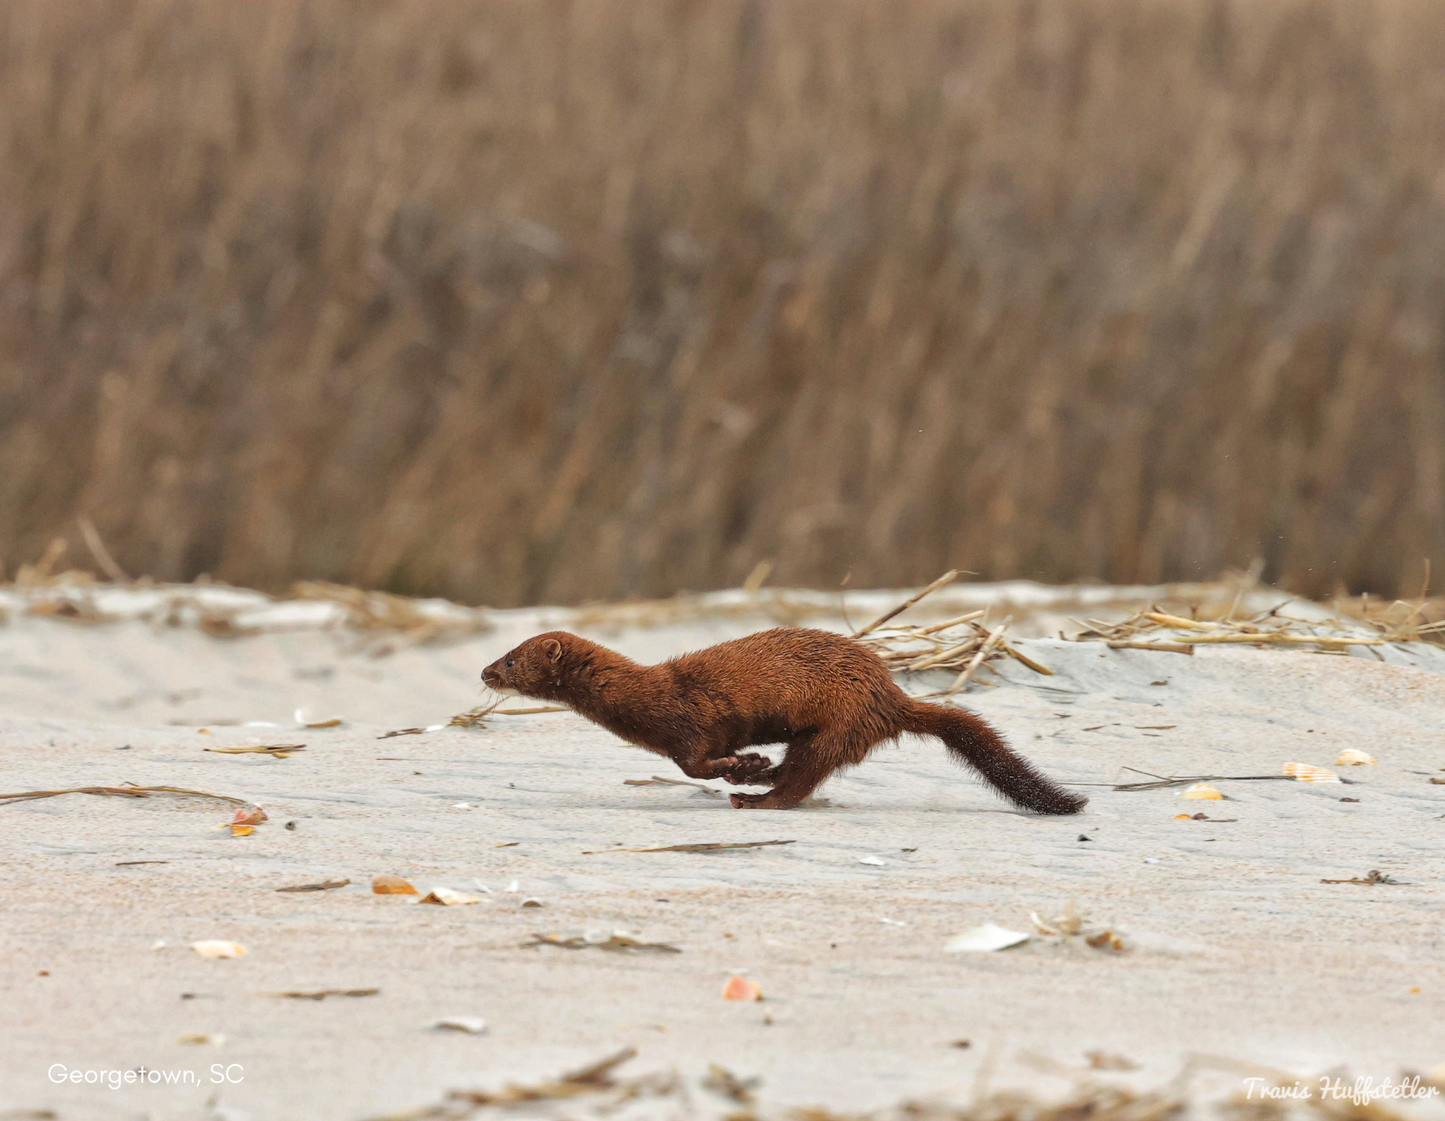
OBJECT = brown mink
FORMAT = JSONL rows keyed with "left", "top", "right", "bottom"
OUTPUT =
{"left": 481, "top": 628, "right": 1084, "bottom": 814}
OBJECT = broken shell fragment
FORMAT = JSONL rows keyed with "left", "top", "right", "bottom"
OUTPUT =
{"left": 1179, "top": 783, "right": 1223, "bottom": 800}
{"left": 1085, "top": 930, "right": 1126, "bottom": 952}
{"left": 372, "top": 875, "right": 419, "bottom": 895}
{"left": 295, "top": 708, "right": 343, "bottom": 728}
{"left": 430, "top": 1016, "right": 487, "bottom": 1034}
{"left": 417, "top": 887, "right": 483, "bottom": 906}
{"left": 944, "top": 923, "right": 1030, "bottom": 953}
{"left": 723, "top": 974, "right": 763, "bottom": 1001}
{"left": 1335, "top": 749, "right": 1377, "bottom": 766}
{"left": 190, "top": 940, "right": 247, "bottom": 959}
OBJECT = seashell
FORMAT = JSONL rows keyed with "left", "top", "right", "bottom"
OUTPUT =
{"left": 417, "top": 887, "right": 482, "bottom": 905}
{"left": 723, "top": 974, "right": 763, "bottom": 1001}
{"left": 944, "top": 923, "right": 1030, "bottom": 953}
{"left": 191, "top": 940, "right": 247, "bottom": 959}
{"left": 430, "top": 1016, "right": 487, "bottom": 1034}
{"left": 1284, "top": 762, "right": 1341, "bottom": 783}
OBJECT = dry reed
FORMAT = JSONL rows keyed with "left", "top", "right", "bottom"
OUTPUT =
{"left": 2, "top": 0, "right": 1445, "bottom": 605}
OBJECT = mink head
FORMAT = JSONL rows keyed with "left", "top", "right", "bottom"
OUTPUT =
{"left": 481, "top": 631, "right": 579, "bottom": 700}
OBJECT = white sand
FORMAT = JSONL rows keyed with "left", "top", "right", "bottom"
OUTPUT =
{"left": 2, "top": 586, "right": 1443, "bottom": 1119}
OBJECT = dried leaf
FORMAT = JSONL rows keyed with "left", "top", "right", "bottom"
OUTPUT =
{"left": 527, "top": 931, "right": 681, "bottom": 953}
{"left": 0, "top": 784, "right": 247, "bottom": 807}
{"left": 372, "top": 875, "right": 419, "bottom": 895}
{"left": 1085, "top": 930, "right": 1126, "bottom": 952}
{"left": 177, "top": 1033, "right": 225, "bottom": 1046}
{"left": 270, "top": 988, "right": 379, "bottom": 1000}
{"left": 722, "top": 974, "right": 763, "bottom": 1001}
{"left": 190, "top": 940, "right": 247, "bottom": 959}
{"left": 275, "top": 879, "right": 350, "bottom": 893}
{"left": 230, "top": 824, "right": 255, "bottom": 837}
{"left": 204, "top": 744, "right": 306, "bottom": 757}
{"left": 582, "top": 839, "right": 795, "bottom": 855}
{"left": 1030, "top": 902, "right": 1085, "bottom": 937}
{"left": 1086, "top": 1050, "right": 1138, "bottom": 1070}
{"left": 702, "top": 1063, "right": 761, "bottom": 1104}
{"left": 361, "top": 1047, "right": 641, "bottom": 1114}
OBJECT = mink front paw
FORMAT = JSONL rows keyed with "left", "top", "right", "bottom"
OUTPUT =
{"left": 729, "top": 791, "right": 770, "bottom": 808}
{"left": 716, "top": 753, "right": 774, "bottom": 783}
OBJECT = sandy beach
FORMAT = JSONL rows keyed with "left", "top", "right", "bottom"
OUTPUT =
{"left": 2, "top": 581, "right": 1443, "bottom": 1120}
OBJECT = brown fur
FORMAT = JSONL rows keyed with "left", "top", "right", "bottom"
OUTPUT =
{"left": 481, "top": 628, "right": 1085, "bottom": 813}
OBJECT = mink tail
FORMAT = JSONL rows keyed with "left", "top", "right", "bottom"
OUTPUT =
{"left": 902, "top": 701, "right": 1086, "bottom": 815}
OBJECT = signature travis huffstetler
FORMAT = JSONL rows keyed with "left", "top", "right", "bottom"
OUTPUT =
{"left": 1244, "top": 1075, "right": 1437, "bottom": 1106}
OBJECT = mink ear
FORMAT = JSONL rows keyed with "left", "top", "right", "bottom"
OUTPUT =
{"left": 542, "top": 638, "right": 563, "bottom": 662}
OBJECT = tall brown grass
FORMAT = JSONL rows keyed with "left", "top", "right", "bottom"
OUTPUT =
{"left": 1, "top": 0, "right": 1443, "bottom": 606}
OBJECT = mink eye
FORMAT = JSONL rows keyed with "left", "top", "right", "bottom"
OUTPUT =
{"left": 505, "top": 659, "right": 516, "bottom": 667}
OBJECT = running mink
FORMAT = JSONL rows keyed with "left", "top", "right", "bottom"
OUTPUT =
{"left": 481, "top": 628, "right": 1084, "bottom": 814}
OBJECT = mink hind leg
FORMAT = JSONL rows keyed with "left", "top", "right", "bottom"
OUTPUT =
{"left": 728, "top": 754, "right": 834, "bottom": 808}
{"left": 729, "top": 730, "right": 851, "bottom": 809}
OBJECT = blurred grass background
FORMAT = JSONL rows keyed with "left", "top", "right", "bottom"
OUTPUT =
{"left": 2, "top": 0, "right": 1443, "bottom": 606}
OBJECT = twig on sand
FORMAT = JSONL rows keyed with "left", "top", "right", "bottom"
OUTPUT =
{"left": 582, "top": 839, "right": 796, "bottom": 855}
{"left": 1321, "top": 869, "right": 1408, "bottom": 885}
{"left": 76, "top": 515, "right": 129, "bottom": 582}
{"left": 853, "top": 570, "right": 961, "bottom": 636}
{"left": 855, "top": 574, "right": 1049, "bottom": 688}
{"left": 525, "top": 932, "right": 682, "bottom": 953}
{"left": 0, "top": 784, "right": 249, "bottom": 807}
{"left": 623, "top": 775, "right": 723, "bottom": 797}
{"left": 1077, "top": 603, "right": 1401, "bottom": 655}
{"left": 361, "top": 1047, "right": 642, "bottom": 1117}
{"left": 1065, "top": 768, "right": 1298, "bottom": 792}
{"left": 942, "top": 623, "right": 1009, "bottom": 695}
{"left": 269, "top": 988, "right": 380, "bottom": 1000}
{"left": 204, "top": 744, "right": 305, "bottom": 757}
{"left": 449, "top": 698, "right": 568, "bottom": 729}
